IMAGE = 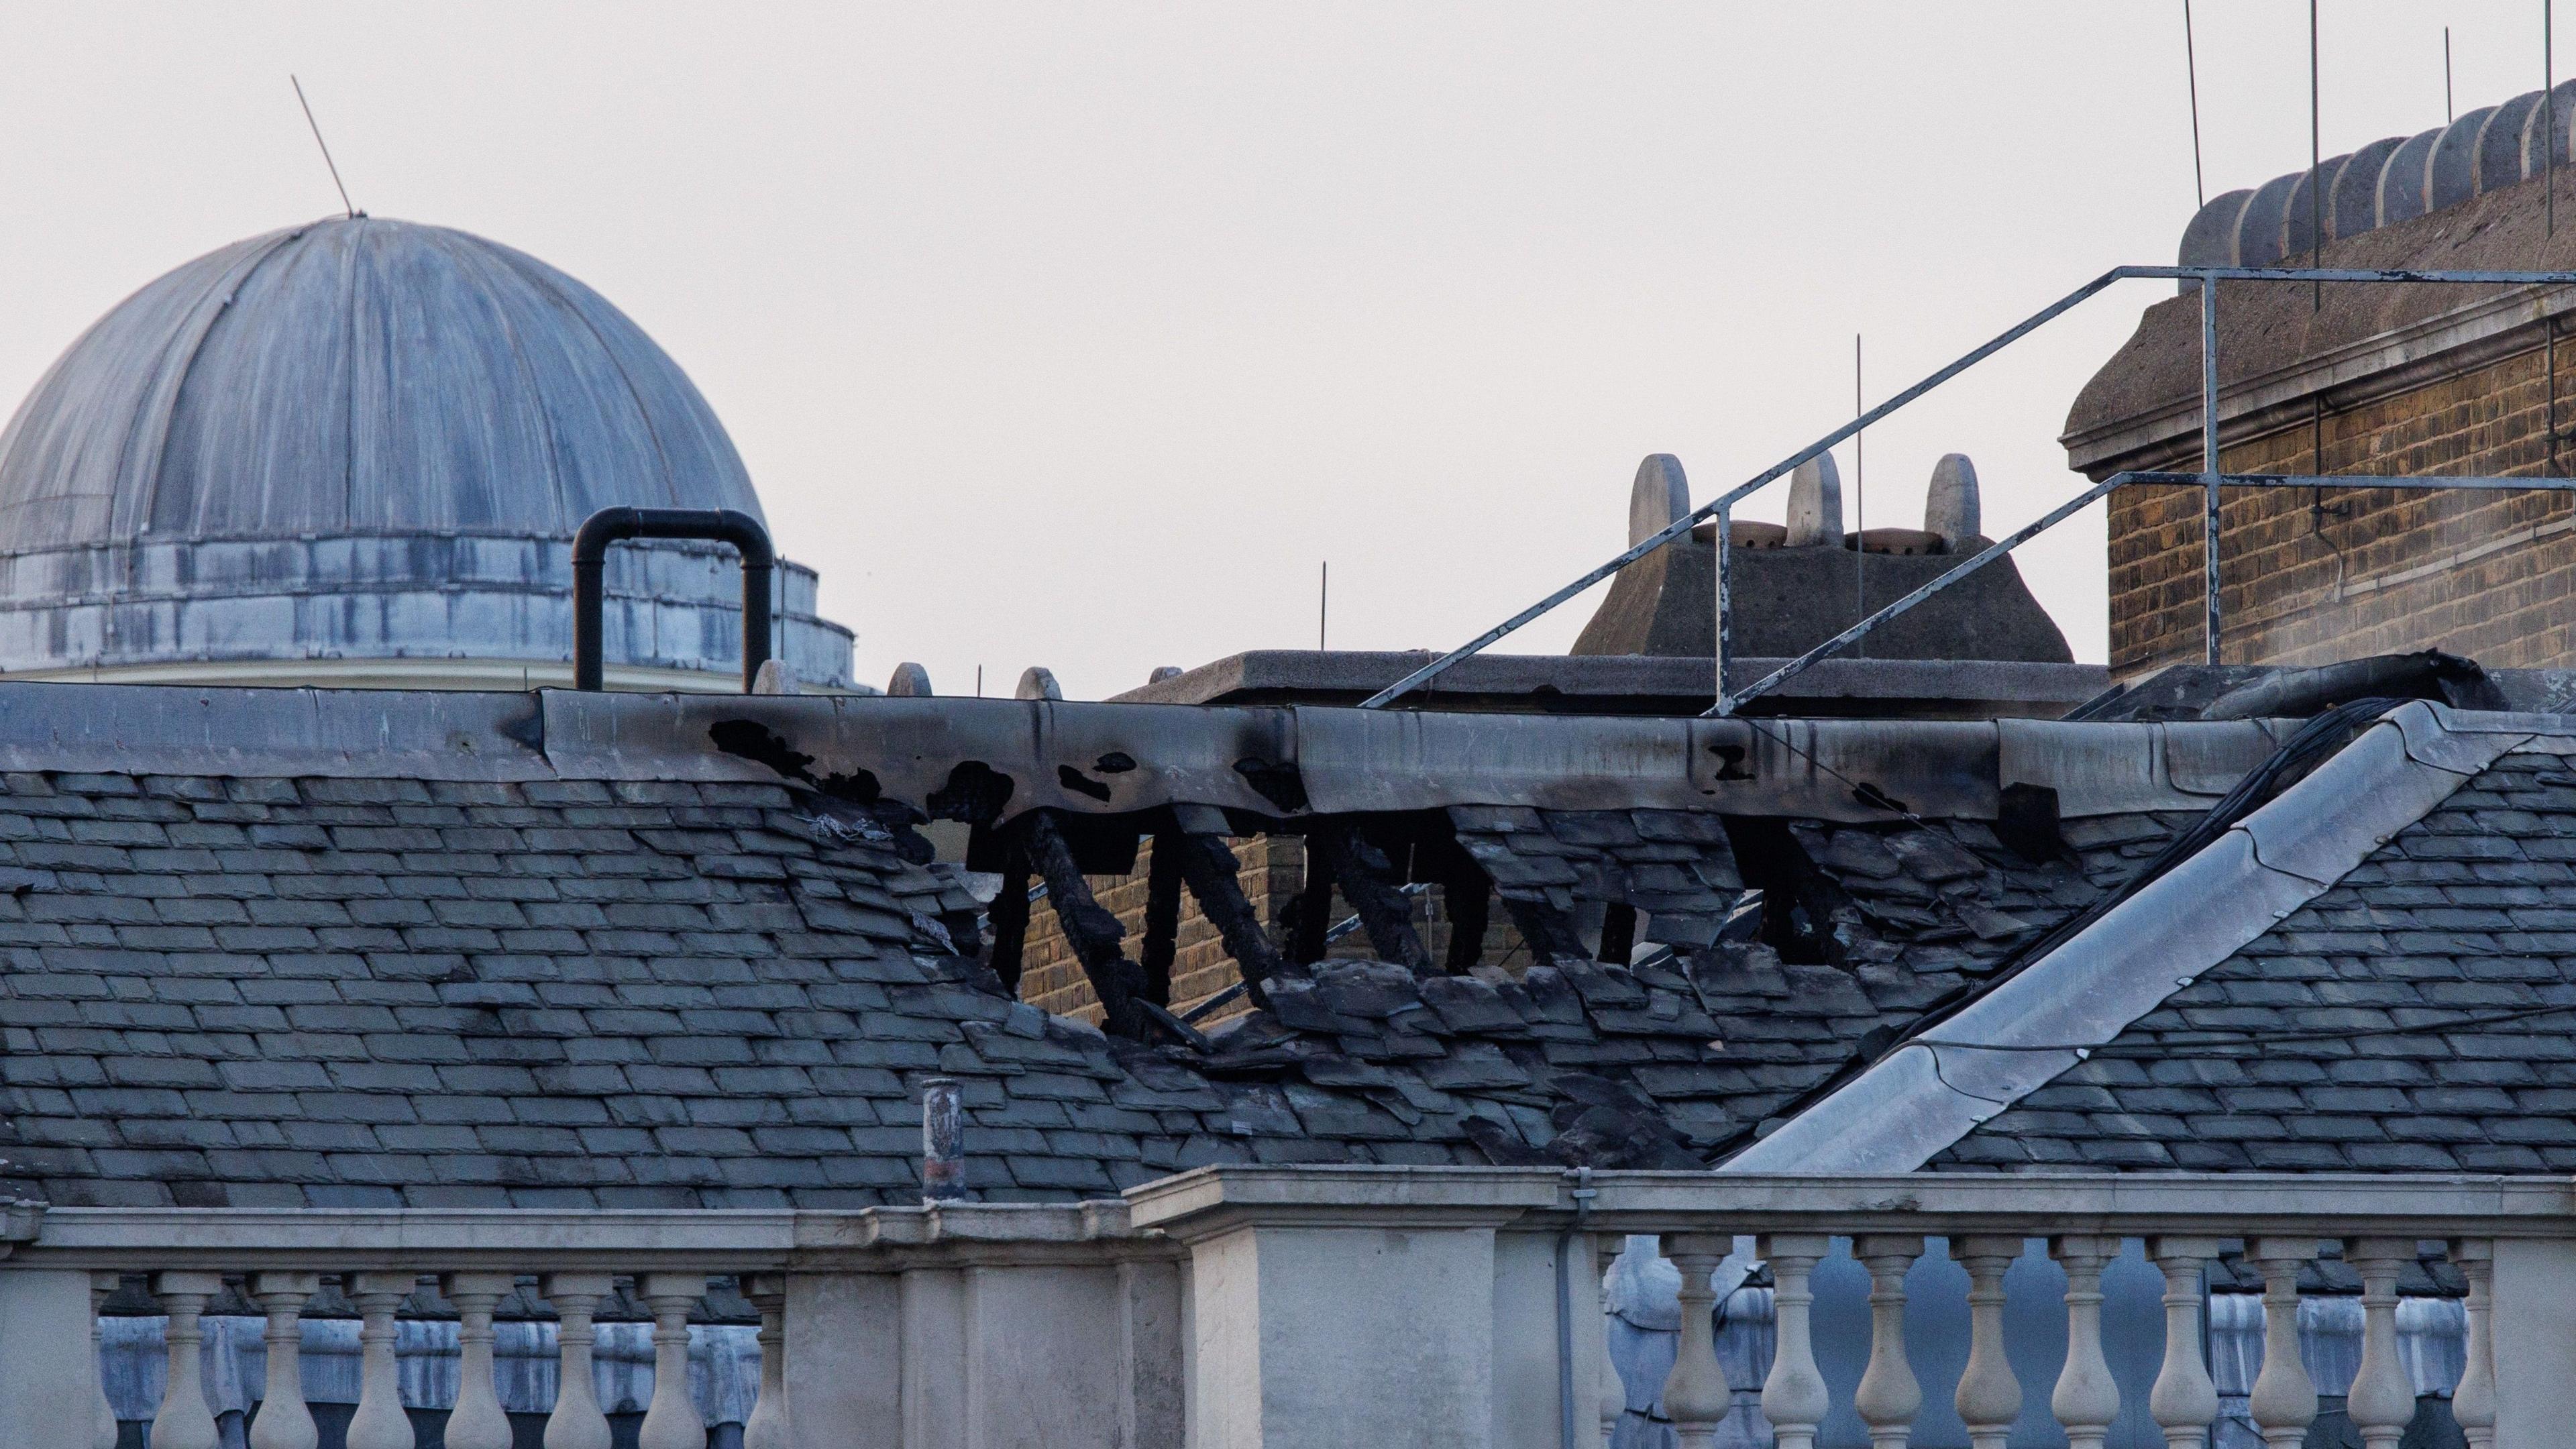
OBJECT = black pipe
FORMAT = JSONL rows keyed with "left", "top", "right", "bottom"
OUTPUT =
{"left": 570, "top": 506, "right": 774, "bottom": 692}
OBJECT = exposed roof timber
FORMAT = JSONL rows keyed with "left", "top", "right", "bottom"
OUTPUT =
{"left": 1723, "top": 702, "right": 2549, "bottom": 1174}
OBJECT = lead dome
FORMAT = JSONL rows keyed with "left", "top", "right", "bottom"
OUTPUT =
{"left": 0, "top": 215, "right": 853, "bottom": 689}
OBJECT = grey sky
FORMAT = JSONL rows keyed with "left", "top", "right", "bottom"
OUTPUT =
{"left": 0, "top": 3, "right": 2555, "bottom": 696}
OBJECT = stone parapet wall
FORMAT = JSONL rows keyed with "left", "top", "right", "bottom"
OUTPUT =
{"left": 2110, "top": 338, "right": 2576, "bottom": 676}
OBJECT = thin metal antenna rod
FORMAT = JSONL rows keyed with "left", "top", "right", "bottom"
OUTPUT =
{"left": 2447, "top": 27, "right": 2455, "bottom": 123}
{"left": 1319, "top": 561, "right": 1328, "bottom": 651}
{"left": 1851, "top": 335, "right": 1865, "bottom": 658}
{"left": 291, "top": 76, "right": 356, "bottom": 219}
{"left": 2184, "top": 0, "right": 2206, "bottom": 208}
{"left": 2310, "top": 0, "right": 2324, "bottom": 311}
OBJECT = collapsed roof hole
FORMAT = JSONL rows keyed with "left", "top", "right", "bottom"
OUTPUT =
{"left": 1717, "top": 816, "right": 1846, "bottom": 965}
{"left": 928, "top": 761, "right": 1015, "bottom": 824}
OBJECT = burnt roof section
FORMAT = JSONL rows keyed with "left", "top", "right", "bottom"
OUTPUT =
{"left": 0, "top": 679, "right": 2326, "bottom": 1205}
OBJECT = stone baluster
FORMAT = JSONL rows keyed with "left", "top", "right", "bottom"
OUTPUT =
{"left": 741, "top": 1274, "right": 796, "bottom": 1449}
{"left": 1759, "top": 1234, "right": 1833, "bottom": 1449}
{"left": 541, "top": 1273, "right": 616, "bottom": 1449}
{"left": 637, "top": 1273, "right": 710, "bottom": 1449}
{"left": 149, "top": 1272, "right": 225, "bottom": 1449}
{"left": 2247, "top": 1240, "right": 2319, "bottom": 1449}
{"left": 2451, "top": 1242, "right": 2496, "bottom": 1449}
{"left": 2049, "top": 1237, "right": 2121, "bottom": 1449}
{"left": 2146, "top": 1238, "right": 2221, "bottom": 1449}
{"left": 344, "top": 1273, "right": 421, "bottom": 1449}
{"left": 1660, "top": 1234, "right": 1731, "bottom": 1449}
{"left": 90, "top": 1272, "right": 121, "bottom": 1449}
{"left": 441, "top": 1273, "right": 518, "bottom": 1449}
{"left": 1952, "top": 1237, "right": 2023, "bottom": 1449}
{"left": 1853, "top": 1236, "right": 1923, "bottom": 1449}
{"left": 1597, "top": 1240, "right": 1626, "bottom": 1447}
{"left": 248, "top": 1272, "right": 323, "bottom": 1449}
{"left": 2344, "top": 1240, "right": 2416, "bottom": 1449}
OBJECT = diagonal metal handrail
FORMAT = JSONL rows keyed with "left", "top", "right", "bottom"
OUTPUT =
{"left": 1357, "top": 264, "right": 2576, "bottom": 714}
{"left": 1704, "top": 470, "right": 2576, "bottom": 716}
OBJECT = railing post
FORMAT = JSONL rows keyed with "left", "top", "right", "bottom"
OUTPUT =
{"left": 2344, "top": 1240, "right": 2415, "bottom": 1449}
{"left": 1660, "top": 1234, "right": 1731, "bottom": 1449}
{"left": 90, "top": 1272, "right": 121, "bottom": 1449}
{"left": 2451, "top": 1242, "right": 2496, "bottom": 1449}
{"left": 441, "top": 1272, "right": 517, "bottom": 1449}
{"left": 541, "top": 1273, "right": 616, "bottom": 1449}
{"left": 345, "top": 1272, "right": 420, "bottom": 1449}
{"left": 148, "top": 1271, "right": 225, "bottom": 1449}
{"left": 248, "top": 1271, "right": 323, "bottom": 1449}
{"left": 1952, "top": 1237, "right": 2022, "bottom": 1449}
{"left": 2146, "top": 1238, "right": 2220, "bottom": 1449}
{"left": 1713, "top": 502, "right": 1732, "bottom": 714}
{"left": 741, "top": 1273, "right": 796, "bottom": 1449}
{"left": 1854, "top": 1236, "right": 1923, "bottom": 1449}
{"left": 2049, "top": 1237, "right": 2121, "bottom": 1449}
{"left": 2247, "top": 1240, "right": 2318, "bottom": 1449}
{"left": 2200, "top": 262, "right": 2223, "bottom": 665}
{"left": 1759, "top": 1234, "right": 1833, "bottom": 1449}
{"left": 637, "top": 1273, "right": 710, "bottom": 1449}
{"left": 1597, "top": 1240, "right": 1625, "bottom": 1447}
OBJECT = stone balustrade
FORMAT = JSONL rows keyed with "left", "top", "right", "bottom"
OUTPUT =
{"left": 0, "top": 1199, "right": 1179, "bottom": 1449}
{"left": 0, "top": 1169, "right": 2572, "bottom": 1448}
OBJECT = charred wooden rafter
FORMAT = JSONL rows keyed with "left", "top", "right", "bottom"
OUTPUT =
{"left": 987, "top": 852, "right": 1032, "bottom": 994}
{"left": 1307, "top": 820, "right": 1434, "bottom": 977}
{"left": 1161, "top": 828, "right": 1287, "bottom": 1010}
{"left": 1020, "top": 810, "right": 1150, "bottom": 1039}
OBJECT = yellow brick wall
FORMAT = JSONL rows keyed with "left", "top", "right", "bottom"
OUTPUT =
{"left": 2108, "top": 339, "right": 2576, "bottom": 676}
{"left": 1017, "top": 833, "right": 1533, "bottom": 1026}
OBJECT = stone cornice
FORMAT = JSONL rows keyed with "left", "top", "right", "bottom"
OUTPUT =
{"left": 2065, "top": 282, "right": 2576, "bottom": 479}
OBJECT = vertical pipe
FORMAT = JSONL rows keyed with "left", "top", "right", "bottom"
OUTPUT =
{"left": 921, "top": 1075, "right": 965, "bottom": 1202}
{"left": 1713, "top": 500, "right": 1733, "bottom": 713}
{"left": 2551, "top": 0, "right": 2559, "bottom": 239}
{"left": 2202, "top": 272, "right": 2223, "bottom": 665}
{"left": 1853, "top": 335, "right": 1866, "bottom": 657}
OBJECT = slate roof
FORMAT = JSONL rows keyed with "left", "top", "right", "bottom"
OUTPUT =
{"left": 1446, "top": 802, "right": 2200, "bottom": 1149}
{"left": 0, "top": 746, "right": 2200, "bottom": 1207}
{"left": 1933, "top": 745, "right": 2576, "bottom": 1173}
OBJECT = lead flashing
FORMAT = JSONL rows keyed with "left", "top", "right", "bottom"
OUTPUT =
{"left": 1725, "top": 700, "right": 2529, "bottom": 1175}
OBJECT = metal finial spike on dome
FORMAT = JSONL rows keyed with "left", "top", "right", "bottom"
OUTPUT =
{"left": 1016, "top": 667, "right": 1063, "bottom": 702}
{"left": 290, "top": 76, "right": 356, "bottom": 220}
{"left": 888, "top": 663, "right": 934, "bottom": 696}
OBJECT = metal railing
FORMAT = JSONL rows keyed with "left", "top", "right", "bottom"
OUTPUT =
{"left": 1356, "top": 265, "right": 2576, "bottom": 716}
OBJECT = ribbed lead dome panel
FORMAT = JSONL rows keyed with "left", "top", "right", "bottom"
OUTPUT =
{"left": 0, "top": 217, "right": 851, "bottom": 686}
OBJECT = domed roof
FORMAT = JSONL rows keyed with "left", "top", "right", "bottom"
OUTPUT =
{"left": 0, "top": 217, "right": 852, "bottom": 688}
{"left": 0, "top": 215, "right": 764, "bottom": 549}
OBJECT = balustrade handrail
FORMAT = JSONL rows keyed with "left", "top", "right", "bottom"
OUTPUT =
{"left": 5, "top": 1200, "right": 1177, "bottom": 1274}
{"left": 1125, "top": 1164, "right": 2576, "bottom": 1235}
